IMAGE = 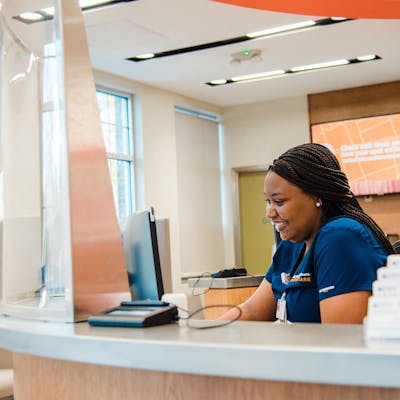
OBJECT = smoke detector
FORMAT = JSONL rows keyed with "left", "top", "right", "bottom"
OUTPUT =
{"left": 230, "top": 49, "right": 262, "bottom": 65}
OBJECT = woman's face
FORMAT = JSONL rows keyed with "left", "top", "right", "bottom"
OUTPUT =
{"left": 264, "top": 171, "right": 323, "bottom": 248}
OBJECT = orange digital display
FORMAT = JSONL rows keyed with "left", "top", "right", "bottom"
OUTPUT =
{"left": 311, "top": 114, "right": 400, "bottom": 196}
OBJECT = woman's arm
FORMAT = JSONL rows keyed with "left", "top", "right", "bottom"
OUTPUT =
{"left": 320, "top": 290, "right": 371, "bottom": 324}
{"left": 219, "top": 279, "right": 277, "bottom": 321}
{"left": 314, "top": 220, "right": 386, "bottom": 324}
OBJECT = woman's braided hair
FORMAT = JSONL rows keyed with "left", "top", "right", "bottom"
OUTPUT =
{"left": 268, "top": 143, "right": 394, "bottom": 254}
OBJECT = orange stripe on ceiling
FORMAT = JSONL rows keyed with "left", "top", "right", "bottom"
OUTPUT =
{"left": 212, "top": 0, "right": 400, "bottom": 19}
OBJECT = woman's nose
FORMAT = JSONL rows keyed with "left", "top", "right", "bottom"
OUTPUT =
{"left": 266, "top": 203, "right": 276, "bottom": 218}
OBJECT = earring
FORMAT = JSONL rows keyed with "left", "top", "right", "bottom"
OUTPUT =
{"left": 316, "top": 201, "right": 322, "bottom": 208}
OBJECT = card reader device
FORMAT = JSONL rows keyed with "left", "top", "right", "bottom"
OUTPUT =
{"left": 88, "top": 301, "right": 178, "bottom": 328}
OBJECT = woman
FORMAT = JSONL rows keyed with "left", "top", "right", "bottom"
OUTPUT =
{"left": 224, "top": 143, "right": 394, "bottom": 324}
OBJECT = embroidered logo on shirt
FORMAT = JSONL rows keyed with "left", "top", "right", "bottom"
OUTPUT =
{"left": 290, "top": 272, "right": 311, "bottom": 283}
{"left": 319, "top": 285, "right": 335, "bottom": 293}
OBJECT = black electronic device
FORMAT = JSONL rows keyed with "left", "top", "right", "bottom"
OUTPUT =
{"left": 211, "top": 267, "right": 247, "bottom": 278}
{"left": 88, "top": 302, "right": 178, "bottom": 328}
{"left": 120, "top": 300, "right": 170, "bottom": 307}
{"left": 120, "top": 208, "right": 164, "bottom": 301}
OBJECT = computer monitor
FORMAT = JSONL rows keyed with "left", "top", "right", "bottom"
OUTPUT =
{"left": 120, "top": 208, "right": 164, "bottom": 300}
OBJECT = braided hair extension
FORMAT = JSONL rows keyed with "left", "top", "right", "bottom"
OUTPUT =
{"left": 268, "top": 143, "right": 395, "bottom": 254}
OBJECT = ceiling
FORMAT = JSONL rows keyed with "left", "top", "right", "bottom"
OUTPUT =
{"left": 27, "top": 0, "right": 400, "bottom": 108}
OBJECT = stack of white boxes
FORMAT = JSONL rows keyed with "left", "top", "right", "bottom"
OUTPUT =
{"left": 365, "top": 254, "right": 400, "bottom": 339}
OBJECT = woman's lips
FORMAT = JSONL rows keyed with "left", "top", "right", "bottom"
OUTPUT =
{"left": 273, "top": 221, "right": 287, "bottom": 232}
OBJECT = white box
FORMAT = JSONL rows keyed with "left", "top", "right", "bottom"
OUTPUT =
{"left": 387, "top": 254, "right": 400, "bottom": 268}
{"left": 368, "top": 296, "right": 400, "bottom": 314}
{"left": 377, "top": 267, "right": 400, "bottom": 281}
{"left": 372, "top": 280, "right": 400, "bottom": 296}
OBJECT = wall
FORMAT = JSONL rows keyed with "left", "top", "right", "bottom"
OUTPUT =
{"left": 221, "top": 96, "right": 310, "bottom": 266}
{"left": 95, "top": 71, "right": 400, "bottom": 292}
{"left": 94, "top": 70, "right": 223, "bottom": 292}
{"left": 94, "top": 71, "right": 311, "bottom": 290}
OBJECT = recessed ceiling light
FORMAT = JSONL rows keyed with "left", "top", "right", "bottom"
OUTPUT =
{"left": 290, "top": 59, "right": 349, "bottom": 72}
{"left": 127, "top": 17, "right": 351, "bottom": 62}
{"left": 14, "top": 0, "right": 138, "bottom": 24}
{"left": 135, "top": 53, "right": 155, "bottom": 60}
{"left": 357, "top": 54, "right": 377, "bottom": 61}
{"left": 231, "top": 70, "right": 286, "bottom": 82}
{"left": 206, "top": 55, "right": 381, "bottom": 86}
{"left": 246, "top": 20, "right": 316, "bottom": 39}
{"left": 209, "top": 79, "right": 228, "bottom": 85}
{"left": 19, "top": 12, "right": 43, "bottom": 21}
{"left": 80, "top": 0, "right": 112, "bottom": 7}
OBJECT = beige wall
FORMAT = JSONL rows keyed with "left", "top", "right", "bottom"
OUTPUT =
{"left": 221, "top": 96, "right": 310, "bottom": 266}
{"left": 94, "top": 70, "right": 223, "bottom": 291}
{"left": 94, "top": 70, "right": 311, "bottom": 290}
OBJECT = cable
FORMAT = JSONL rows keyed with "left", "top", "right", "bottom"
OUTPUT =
{"left": 186, "top": 304, "right": 242, "bottom": 330}
{"left": 191, "top": 272, "right": 215, "bottom": 297}
{"left": 166, "top": 302, "right": 242, "bottom": 329}
{"left": 185, "top": 271, "right": 263, "bottom": 329}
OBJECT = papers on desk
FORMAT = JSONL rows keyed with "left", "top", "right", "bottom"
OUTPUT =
{"left": 365, "top": 254, "right": 400, "bottom": 339}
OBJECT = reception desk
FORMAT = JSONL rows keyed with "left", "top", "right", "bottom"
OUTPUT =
{"left": 1, "top": 315, "right": 400, "bottom": 399}
{"left": 188, "top": 275, "right": 264, "bottom": 318}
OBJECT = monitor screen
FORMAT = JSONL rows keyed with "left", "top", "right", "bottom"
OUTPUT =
{"left": 120, "top": 208, "right": 164, "bottom": 301}
{"left": 311, "top": 113, "right": 400, "bottom": 196}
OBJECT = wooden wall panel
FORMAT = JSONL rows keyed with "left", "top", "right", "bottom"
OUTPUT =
{"left": 359, "top": 195, "right": 400, "bottom": 239}
{"left": 308, "top": 81, "right": 400, "bottom": 239}
{"left": 308, "top": 81, "right": 400, "bottom": 125}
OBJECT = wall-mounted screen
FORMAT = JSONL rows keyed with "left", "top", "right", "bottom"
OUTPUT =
{"left": 311, "top": 113, "right": 400, "bottom": 196}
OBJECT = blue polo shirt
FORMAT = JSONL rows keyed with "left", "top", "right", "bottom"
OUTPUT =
{"left": 265, "top": 217, "right": 388, "bottom": 323}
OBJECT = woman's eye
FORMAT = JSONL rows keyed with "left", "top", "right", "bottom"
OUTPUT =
{"left": 265, "top": 199, "right": 284, "bottom": 206}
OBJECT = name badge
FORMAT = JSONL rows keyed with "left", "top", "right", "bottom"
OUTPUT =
{"left": 276, "top": 292, "right": 287, "bottom": 322}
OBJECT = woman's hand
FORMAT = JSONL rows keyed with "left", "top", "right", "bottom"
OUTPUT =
{"left": 220, "top": 279, "right": 277, "bottom": 321}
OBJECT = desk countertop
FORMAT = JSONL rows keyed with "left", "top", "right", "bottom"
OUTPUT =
{"left": 1, "top": 315, "right": 400, "bottom": 388}
{"left": 187, "top": 275, "right": 264, "bottom": 288}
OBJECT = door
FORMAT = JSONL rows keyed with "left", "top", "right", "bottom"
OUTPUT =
{"left": 238, "top": 171, "right": 275, "bottom": 276}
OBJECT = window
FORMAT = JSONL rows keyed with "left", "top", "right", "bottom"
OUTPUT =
{"left": 96, "top": 88, "right": 134, "bottom": 220}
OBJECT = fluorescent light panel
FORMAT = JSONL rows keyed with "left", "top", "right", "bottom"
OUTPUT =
{"left": 127, "top": 17, "right": 351, "bottom": 62}
{"left": 246, "top": 20, "right": 316, "bottom": 39}
{"left": 206, "top": 55, "right": 381, "bottom": 86}
{"left": 231, "top": 69, "right": 286, "bottom": 82}
{"left": 290, "top": 59, "right": 349, "bottom": 72}
{"left": 14, "top": 0, "right": 137, "bottom": 24}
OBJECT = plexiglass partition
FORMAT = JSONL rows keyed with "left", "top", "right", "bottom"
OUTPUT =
{"left": 0, "top": 0, "right": 130, "bottom": 322}
{"left": 0, "top": 0, "right": 71, "bottom": 320}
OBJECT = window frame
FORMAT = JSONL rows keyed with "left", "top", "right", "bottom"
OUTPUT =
{"left": 96, "top": 85, "right": 135, "bottom": 218}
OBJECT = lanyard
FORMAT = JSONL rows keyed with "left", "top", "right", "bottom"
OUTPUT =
{"left": 275, "top": 245, "right": 306, "bottom": 323}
